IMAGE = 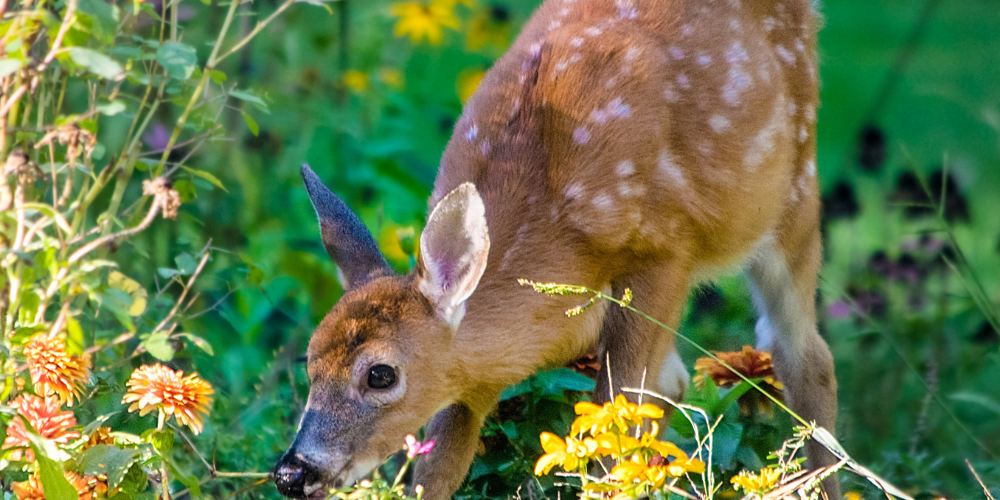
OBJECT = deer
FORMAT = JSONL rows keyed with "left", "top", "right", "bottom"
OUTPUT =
{"left": 274, "top": 0, "right": 839, "bottom": 498}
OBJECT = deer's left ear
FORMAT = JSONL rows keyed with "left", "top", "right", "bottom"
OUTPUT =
{"left": 418, "top": 183, "right": 490, "bottom": 329}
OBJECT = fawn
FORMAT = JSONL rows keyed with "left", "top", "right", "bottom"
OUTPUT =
{"left": 274, "top": 0, "right": 839, "bottom": 498}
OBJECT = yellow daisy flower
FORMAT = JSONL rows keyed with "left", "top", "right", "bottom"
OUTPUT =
{"left": 731, "top": 467, "right": 782, "bottom": 494}
{"left": 343, "top": 70, "right": 370, "bottom": 93}
{"left": 534, "top": 432, "right": 599, "bottom": 475}
{"left": 389, "top": 0, "right": 460, "bottom": 45}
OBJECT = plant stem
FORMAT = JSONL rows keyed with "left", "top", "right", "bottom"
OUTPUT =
{"left": 158, "top": 411, "right": 171, "bottom": 500}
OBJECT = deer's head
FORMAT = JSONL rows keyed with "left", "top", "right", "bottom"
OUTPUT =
{"left": 273, "top": 165, "right": 490, "bottom": 499}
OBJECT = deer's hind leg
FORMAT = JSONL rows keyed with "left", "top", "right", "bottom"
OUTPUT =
{"left": 748, "top": 222, "right": 840, "bottom": 497}
{"left": 593, "top": 259, "right": 693, "bottom": 424}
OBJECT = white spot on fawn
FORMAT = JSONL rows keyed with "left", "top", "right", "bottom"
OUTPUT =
{"left": 762, "top": 16, "right": 777, "bottom": 32}
{"left": 776, "top": 45, "right": 796, "bottom": 65}
{"left": 625, "top": 47, "right": 641, "bottom": 61}
{"left": 616, "top": 0, "right": 638, "bottom": 19}
{"left": 664, "top": 83, "right": 679, "bottom": 102}
{"left": 565, "top": 182, "right": 584, "bottom": 200}
{"left": 681, "top": 24, "right": 694, "bottom": 36}
{"left": 592, "top": 192, "right": 614, "bottom": 210}
{"left": 658, "top": 149, "right": 687, "bottom": 187}
{"left": 744, "top": 97, "right": 786, "bottom": 170}
{"left": 794, "top": 39, "right": 806, "bottom": 53}
{"left": 677, "top": 73, "right": 691, "bottom": 89}
{"left": 465, "top": 124, "right": 478, "bottom": 142}
{"left": 729, "top": 18, "right": 741, "bottom": 30}
{"left": 697, "top": 53, "right": 712, "bottom": 67}
{"left": 805, "top": 104, "right": 816, "bottom": 123}
{"left": 571, "top": 37, "right": 584, "bottom": 48}
{"left": 616, "top": 160, "right": 636, "bottom": 177}
{"left": 722, "top": 41, "right": 752, "bottom": 106}
{"left": 548, "top": 20, "right": 562, "bottom": 30}
{"left": 798, "top": 125, "right": 809, "bottom": 143}
{"left": 480, "top": 140, "right": 491, "bottom": 156}
{"left": 584, "top": 26, "right": 603, "bottom": 37}
{"left": 669, "top": 46, "right": 685, "bottom": 60}
{"left": 574, "top": 127, "right": 591, "bottom": 144}
{"left": 607, "top": 97, "right": 630, "bottom": 118}
{"left": 805, "top": 159, "right": 816, "bottom": 177}
{"left": 709, "top": 115, "right": 731, "bottom": 133}
{"left": 787, "top": 101, "right": 797, "bottom": 117}
{"left": 529, "top": 43, "right": 542, "bottom": 57}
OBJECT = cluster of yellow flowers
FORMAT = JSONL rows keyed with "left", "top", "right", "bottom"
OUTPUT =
{"left": 534, "top": 395, "right": 705, "bottom": 500}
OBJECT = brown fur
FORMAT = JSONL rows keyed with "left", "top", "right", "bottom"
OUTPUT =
{"left": 285, "top": 0, "right": 839, "bottom": 498}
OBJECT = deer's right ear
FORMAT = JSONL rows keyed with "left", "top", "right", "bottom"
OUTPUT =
{"left": 301, "top": 164, "right": 391, "bottom": 290}
{"left": 418, "top": 183, "right": 490, "bottom": 330}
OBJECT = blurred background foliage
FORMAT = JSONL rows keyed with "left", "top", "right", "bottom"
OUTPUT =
{"left": 3, "top": 0, "right": 999, "bottom": 498}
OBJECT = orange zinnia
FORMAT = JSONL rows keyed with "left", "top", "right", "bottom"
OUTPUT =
{"left": 2, "top": 394, "right": 81, "bottom": 462}
{"left": 12, "top": 470, "right": 106, "bottom": 500}
{"left": 122, "top": 364, "right": 214, "bottom": 434}
{"left": 694, "top": 346, "right": 785, "bottom": 415}
{"left": 23, "top": 333, "right": 91, "bottom": 405}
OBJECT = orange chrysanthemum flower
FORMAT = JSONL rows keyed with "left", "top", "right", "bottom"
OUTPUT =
{"left": 12, "top": 470, "right": 106, "bottom": 500}
{"left": 694, "top": 346, "right": 785, "bottom": 415}
{"left": 122, "top": 364, "right": 214, "bottom": 434}
{"left": 23, "top": 333, "right": 91, "bottom": 405}
{"left": 2, "top": 394, "right": 81, "bottom": 462}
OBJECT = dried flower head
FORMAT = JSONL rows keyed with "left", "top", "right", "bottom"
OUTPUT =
{"left": 12, "top": 470, "right": 106, "bottom": 500}
{"left": 694, "top": 346, "right": 785, "bottom": 415}
{"left": 2, "top": 394, "right": 81, "bottom": 462}
{"left": 122, "top": 364, "right": 213, "bottom": 434}
{"left": 23, "top": 333, "right": 91, "bottom": 405}
{"left": 143, "top": 177, "right": 182, "bottom": 219}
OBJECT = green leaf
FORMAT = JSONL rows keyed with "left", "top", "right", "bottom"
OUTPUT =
{"left": 96, "top": 100, "right": 126, "bottom": 116}
{"left": 77, "top": 0, "right": 120, "bottom": 44}
{"left": 228, "top": 89, "right": 266, "bottom": 107}
{"left": 73, "top": 445, "right": 140, "bottom": 489}
{"left": 178, "top": 333, "right": 214, "bottom": 356}
{"left": 181, "top": 166, "right": 227, "bottom": 192}
{"left": 209, "top": 69, "right": 227, "bottom": 83}
{"left": 173, "top": 179, "right": 196, "bottom": 202}
{"left": 143, "top": 331, "right": 175, "bottom": 361}
{"left": 69, "top": 47, "right": 125, "bottom": 81}
{"left": 156, "top": 42, "right": 198, "bottom": 80}
{"left": 117, "top": 462, "right": 149, "bottom": 496}
{"left": 27, "top": 435, "right": 77, "bottom": 500}
{"left": 150, "top": 429, "right": 174, "bottom": 455}
{"left": 0, "top": 58, "right": 21, "bottom": 79}
{"left": 241, "top": 110, "right": 259, "bottom": 136}
{"left": 176, "top": 253, "right": 199, "bottom": 274}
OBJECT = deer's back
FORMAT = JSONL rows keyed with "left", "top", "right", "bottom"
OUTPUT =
{"left": 433, "top": 0, "right": 819, "bottom": 278}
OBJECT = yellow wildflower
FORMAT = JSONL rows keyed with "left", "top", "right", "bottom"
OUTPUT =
{"left": 457, "top": 68, "right": 486, "bottom": 104}
{"left": 23, "top": 332, "right": 91, "bottom": 405}
{"left": 378, "top": 68, "right": 404, "bottom": 88}
{"left": 390, "top": 0, "right": 460, "bottom": 45}
{"left": 731, "top": 467, "right": 782, "bottom": 494}
{"left": 343, "top": 70, "right": 369, "bottom": 92}
{"left": 122, "top": 364, "right": 214, "bottom": 434}
{"left": 534, "top": 432, "right": 599, "bottom": 475}
{"left": 572, "top": 395, "right": 664, "bottom": 436}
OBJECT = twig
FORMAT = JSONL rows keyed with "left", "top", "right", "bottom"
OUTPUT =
{"left": 152, "top": 245, "right": 211, "bottom": 333}
{"left": 965, "top": 459, "right": 996, "bottom": 500}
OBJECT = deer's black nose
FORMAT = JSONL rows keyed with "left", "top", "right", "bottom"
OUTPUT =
{"left": 274, "top": 451, "right": 320, "bottom": 499}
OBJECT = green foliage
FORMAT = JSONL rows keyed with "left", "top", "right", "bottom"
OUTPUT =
{"left": 3, "top": 0, "right": 1000, "bottom": 499}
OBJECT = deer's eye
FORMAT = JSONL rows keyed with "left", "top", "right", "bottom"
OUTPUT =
{"left": 367, "top": 365, "right": 397, "bottom": 390}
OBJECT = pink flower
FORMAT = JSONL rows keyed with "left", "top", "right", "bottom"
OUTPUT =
{"left": 404, "top": 434, "right": 435, "bottom": 459}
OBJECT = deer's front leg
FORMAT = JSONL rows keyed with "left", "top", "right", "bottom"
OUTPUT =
{"left": 413, "top": 403, "right": 487, "bottom": 500}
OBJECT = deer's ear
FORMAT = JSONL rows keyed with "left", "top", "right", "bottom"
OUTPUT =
{"left": 301, "top": 164, "right": 391, "bottom": 289}
{"left": 418, "top": 183, "right": 490, "bottom": 329}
